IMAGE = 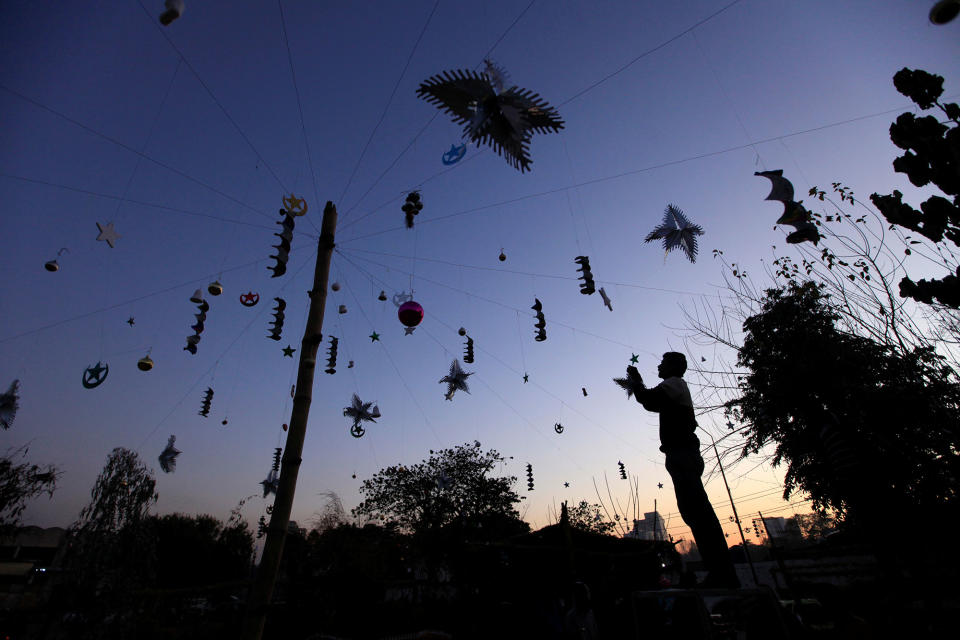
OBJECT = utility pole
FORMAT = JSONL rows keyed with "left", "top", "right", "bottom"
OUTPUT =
{"left": 241, "top": 201, "right": 338, "bottom": 640}
{"left": 710, "top": 438, "right": 759, "bottom": 587}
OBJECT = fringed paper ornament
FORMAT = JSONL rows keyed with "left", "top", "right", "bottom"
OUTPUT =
{"left": 159, "top": 435, "right": 181, "bottom": 473}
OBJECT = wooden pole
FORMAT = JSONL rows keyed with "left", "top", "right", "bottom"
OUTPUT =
{"left": 241, "top": 201, "right": 338, "bottom": 640}
{"left": 710, "top": 439, "right": 759, "bottom": 587}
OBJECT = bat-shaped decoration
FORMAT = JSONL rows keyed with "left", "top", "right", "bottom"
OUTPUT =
{"left": 755, "top": 170, "right": 820, "bottom": 245}
{"left": 198, "top": 387, "right": 214, "bottom": 417}
{"left": 402, "top": 191, "right": 423, "bottom": 229}
{"left": 439, "top": 359, "right": 473, "bottom": 401}
{"left": 159, "top": 435, "right": 181, "bottom": 473}
{"left": 532, "top": 298, "right": 546, "bottom": 342}
{"left": 0, "top": 379, "right": 21, "bottom": 430}
{"left": 343, "top": 393, "right": 379, "bottom": 438}
{"left": 268, "top": 210, "right": 296, "bottom": 278}
{"left": 268, "top": 298, "right": 286, "bottom": 341}
{"left": 599, "top": 287, "right": 613, "bottom": 311}
{"left": 574, "top": 256, "right": 596, "bottom": 295}
{"left": 462, "top": 336, "right": 474, "bottom": 364}
{"left": 184, "top": 296, "right": 209, "bottom": 355}
{"left": 618, "top": 460, "right": 627, "bottom": 480}
{"left": 159, "top": 0, "right": 184, "bottom": 26}
{"left": 645, "top": 204, "right": 704, "bottom": 263}
{"left": 526, "top": 463, "right": 534, "bottom": 491}
{"left": 416, "top": 61, "right": 564, "bottom": 172}
{"left": 325, "top": 336, "right": 338, "bottom": 375}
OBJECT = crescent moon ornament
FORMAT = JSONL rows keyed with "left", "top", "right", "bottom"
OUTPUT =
{"left": 282, "top": 193, "right": 308, "bottom": 216}
{"left": 240, "top": 292, "right": 260, "bottom": 307}
{"left": 554, "top": 422, "right": 564, "bottom": 434}
{"left": 442, "top": 143, "right": 467, "bottom": 165}
{"left": 82, "top": 362, "right": 109, "bottom": 389}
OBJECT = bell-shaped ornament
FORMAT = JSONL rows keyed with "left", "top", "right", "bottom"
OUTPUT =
{"left": 45, "top": 260, "right": 60, "bottom": 272}
{"left": 338, "top": 304, "right": 347, "bottom": 314}
{"left": 208, "top": 281, "right": 223, "bottom": 296}
{"left": 190, "top": 289, "right": 204, "bottom": 304}
{"left": 378, "top": 290, "right": 388, "bottom": 301}
{"left": 137, "top": 354, "right": 154, "bottom": 371}
{"left": 499, "top": 249, "right": 506, "bottom": 262}
{"left": 371, "top": 405, "right": 381, "bottom": 418}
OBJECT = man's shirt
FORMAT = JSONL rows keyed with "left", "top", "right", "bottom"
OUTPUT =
{"left": 635, "top": 376, "right": 700, "bottom": 452}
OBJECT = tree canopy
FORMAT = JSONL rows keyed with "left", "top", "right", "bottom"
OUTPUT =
{"left": 352, "top": 441, "right": 525, "bottom": 535}
{"left": 729, "top": 281, "right": 960, "bottom": 519}
{"left": 565, "top": 500, "right": 616, "bottom": 535}
{"left": 0, "top": 447, "right": 59, "bottom": 537}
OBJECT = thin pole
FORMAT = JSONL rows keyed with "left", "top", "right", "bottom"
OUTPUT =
{"left": 654, "top": 499, "right": 658, "bottom": 542}
{"left": 710, "top": 440, "right": 759, "bottom": 587}
{"left": 241, "top": 201, "right": 338, "bottom": 640}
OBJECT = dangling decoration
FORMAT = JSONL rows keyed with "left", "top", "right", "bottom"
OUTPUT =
{"left": 127, "top": 317, "right": 136, "bottom": 326}
{"left": 137, "top": 354, "right": 154, "bottom": 371}
{"left": 392, "top": 291, "right": 413, "bottom": 307}
{"left": 369, "top": 331, "right": 380, "bottom": 342}
{"left": 343, "top": 393, "right": 379, "bottom": 438}
{"left": 416, "top": 60, "right": 565, "bottom": 172}
{"left": 325, "top": 336, "right": 338, "bottom": 374}
{"left": 257, "top": 515, "right": 267, "bottom": 538}
{"left": 281, "top": 193, "right": 308, "bottom": 217}
{"left": 574, "top": 256, "right": 596, "bottom": 294}
{"left": 458, "top": 327, "right": 467, "bottom": 336}
{"left": 531, "top": 298, "right": 546, "bottom": 342}
{"left": 398, "top": 300, "right": 424, "bottom": 329}
{"left": 402, "top": 191, "right": 424, "bottom": 229}
{"left": 462, "top": 336, "right": 474, "bottom": 364}
{"left": 499, "top": 249, "right": 506, "bottom": 262}
{"left": 378, "top": 290, "right": 388, "bottom": 301}
{"left": 338, "top": 304, "right": 347, "bottom": 314}
{"left": 44, "top": 248, "right": 68, "bottom": 272}
{"left": 198, "top": 387, "right": 214, "bottom": 417}
{"left": 267, "top": 298, "right": 286, "bottom": 341}
{"left": 439, "top": 359, "right": 473, "bottom": 401}
{"left": 348, "top": 360, "right": 354, "bottom": 368}
{"left": 184, "top": 293, "right": 209, "bottom": 355}
{"left": 82, "top": 362, "right": 109, "bottom": 389}
{"left": 331, "top": 282, "right": 341, "bottom": 292}
{"left": 554, "top": 422, "right": 563, "bottom": 434}
{"left": 207, "top": 280, "right": 224, "bottom": 296}
{"left": 159, "top": 0, "right": 184, "bottom": 26}
{"left": 282, "top": 345, "right": 296, "bottom": 357}
{"left": 261, "top": 448, "right": 282, "bottom": 497}
{"left": 222, "top": 418, "right": 228, "bottom": 426}
{"left": 282, "top": 423, "right": 288, "bottom": 431}
{"left": 95, "top": 221, "right": 121, "bottom": 248}
{"left": 0, "top": 379, "right": 21, "bottom": 430}
{"left": 158, "top": 435, "right": 180, "bottom": 473}
{"left": 268, "top": 208, "right": 296, "bottom": 278}
{"left": 240, "top": 291, "right": 260, "bottom": 307}
{"left": 599, "top": 287, "right": 613, "bottom": 311}
{"left": 526, "top": 463, "right": 534, "bottom": 491}
{"left": 755, "top": 170, "right": 820, "bottom": 244}
{"left": 442, "top": 143, "right": 467, "bottom": 165}
{"left": 644, "top": 204, "right": 704, "bottom": 263}
{"left": 618, "top": 460, "right": 627, "bottom": 480}
{"left": 582, "top": 387, "right": 588, "bottom": 397}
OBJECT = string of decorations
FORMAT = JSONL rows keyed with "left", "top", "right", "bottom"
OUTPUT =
{"left": 267, "top": 298, "right": 286, "bottom": 341}
{"left": 531, "top": 298, "right": 546, "bottom": 342}
{"left": 184, "top": 289, "right": 209, "bottom": 355}
{"left": 261, "top": 447, "right": 282, "bottom": 497}
{"left": 325, "top": 336, "right": 338, "bottom": 374}
{"left": 198, "top": 387, "right": 214, "bottom": 417}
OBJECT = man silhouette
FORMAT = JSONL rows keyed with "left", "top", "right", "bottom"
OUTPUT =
{"left": 624, "top": 352, "right": 739, "bottom": 588}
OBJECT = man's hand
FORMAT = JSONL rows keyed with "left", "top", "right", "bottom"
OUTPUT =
{"left": 626, "top": 366, "right": 644, "bottom": 389}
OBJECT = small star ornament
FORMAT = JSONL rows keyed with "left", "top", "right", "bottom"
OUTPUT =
{"left": 369, "top": 331, "right": 380, "bottom": 342}
{"left": 95, "top": 222, "right": 121, "bottom": 248}
{"left": 629, "top": 354, "right": 639, "bottom": 364}
{"left": 126, "top": 317, "right": 135, "bottom": 326}
{"left": 282, "top": 345, "right": 296, "bottom": 357}
{"left": 644, "top": 204, "right": 704, "bottom": 263}
{"left": 657, "top": 482, "right": 664, "bottom": 489}
{"left": 404, "top": 327, "right": 416, "bottom": 335}
{"left": 439, "top": 359, "right": 473, "bottom": 401}
{"left": 522, "top": 373, "right": 529, "bottom": 383}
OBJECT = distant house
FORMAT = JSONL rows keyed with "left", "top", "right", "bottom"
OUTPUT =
{"left": 0, "top": 526, "right": 67, "bottom": 608}
{"left": 623, "top": 511, "right": 668, "bottom": 542}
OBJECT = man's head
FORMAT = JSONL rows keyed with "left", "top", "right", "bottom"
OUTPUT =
{"left": 657, "top": 352, "right": 687, "bottom": 378}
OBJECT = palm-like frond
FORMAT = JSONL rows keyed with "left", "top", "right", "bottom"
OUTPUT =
{"left": 644, "top": 204, "right": 704, "bottom": 263}
{"left": 343, "top": 393, "right": 378, "bottom": 429}
{"left": 0, "top": 379, "right": 20, "bottom": 430}
{"left": 159, "top": 435, "right": 181, "bottom": 473}
{"left": 612, "top": 376, "right": 636, "bottom": 399}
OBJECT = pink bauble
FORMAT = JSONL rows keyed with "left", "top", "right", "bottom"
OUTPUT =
{"left": 398, "top": 301, "right": 424, "bottom": 327}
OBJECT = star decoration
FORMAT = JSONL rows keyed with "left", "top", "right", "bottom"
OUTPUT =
{"left": 563, "top": 482, "right": 570, "bottom": 488}
{"left": 726, "top": 421, "right": 735, "bottom": 430}
{"left": 439, "top": 359, "right": 473, "bottom": 401}
{"left": 261, "top": 469, "right": 279, "bottom": 497}
{"left": 658, "top": 483, "right": 664, "bottom": 489}
{"left": 630, "top": 354, "right": 639, "bottom": 364}
{"left": 404, "top": 327, "right": 416, "bottom": 335}
{"left": 369, "top": 331, "right": 380, "bottom": 342}
{"left": 644, "top": 204, "right": 704, "bottom": 263}
{"left": 126, "top": 317, "right": 135, "bottom": 326}
{"left": 523, "top": 373, "right": 529, "bottom": 383}
{"left": 82, "top": 361, "right": 109, "bottom": 389}
{"left": 95, "top": 222, "right": 121, "bottom": 248}
{"left": 282, "top": 345, "right": 296, "bottom": 357}
{"left": 343, "top": 393, "right": 379, "bottom": 437}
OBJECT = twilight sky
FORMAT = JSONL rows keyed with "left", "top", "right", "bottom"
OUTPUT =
{"left": 2, "top": 0, "right": 958, "bottom": 544}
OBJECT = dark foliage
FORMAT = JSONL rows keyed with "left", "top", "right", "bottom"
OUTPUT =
{"left": 0, "top": 447, "right": 59, "bottom": 537}
{"left": 566, "top": 500, "right": 616, "bottom": 535}
{"left": 871, "top": 68, "right": 960, "bottom": 307}
{"left": 149, "top": 513, "right": 253, "bottom": 588}
{"left": 728, "top": 281, "right": 960, "bottom": 519}
{"left": 352, "top": 441, "right": 525, "bottom": 535}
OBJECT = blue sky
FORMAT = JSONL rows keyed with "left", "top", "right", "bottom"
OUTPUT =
{"left": 2, "top": 0, "right": 958, "bottom": 543}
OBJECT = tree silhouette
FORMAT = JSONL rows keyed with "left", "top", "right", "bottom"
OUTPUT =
{"left": 352, "top": 441, "right": 524, "bottom": 535}
{"left": 566, "top": 500, "right": 616, "bottom": 535}
{"left": 0, "top": 446, "right": 59, "bottom": 536}
{"left": 728, "top": 281, "right": 960, "bottom": 520}
{"left": 871, "top": 68, "right": 960, "bottom": 307}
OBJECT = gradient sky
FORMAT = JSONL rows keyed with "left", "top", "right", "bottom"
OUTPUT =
{"left": 2, "top": 1, "right": 958, "bottom": 546}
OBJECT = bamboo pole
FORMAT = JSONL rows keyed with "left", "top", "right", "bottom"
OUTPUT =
{"left": 241, "top": 201, "right": 338, "bottom": 640}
